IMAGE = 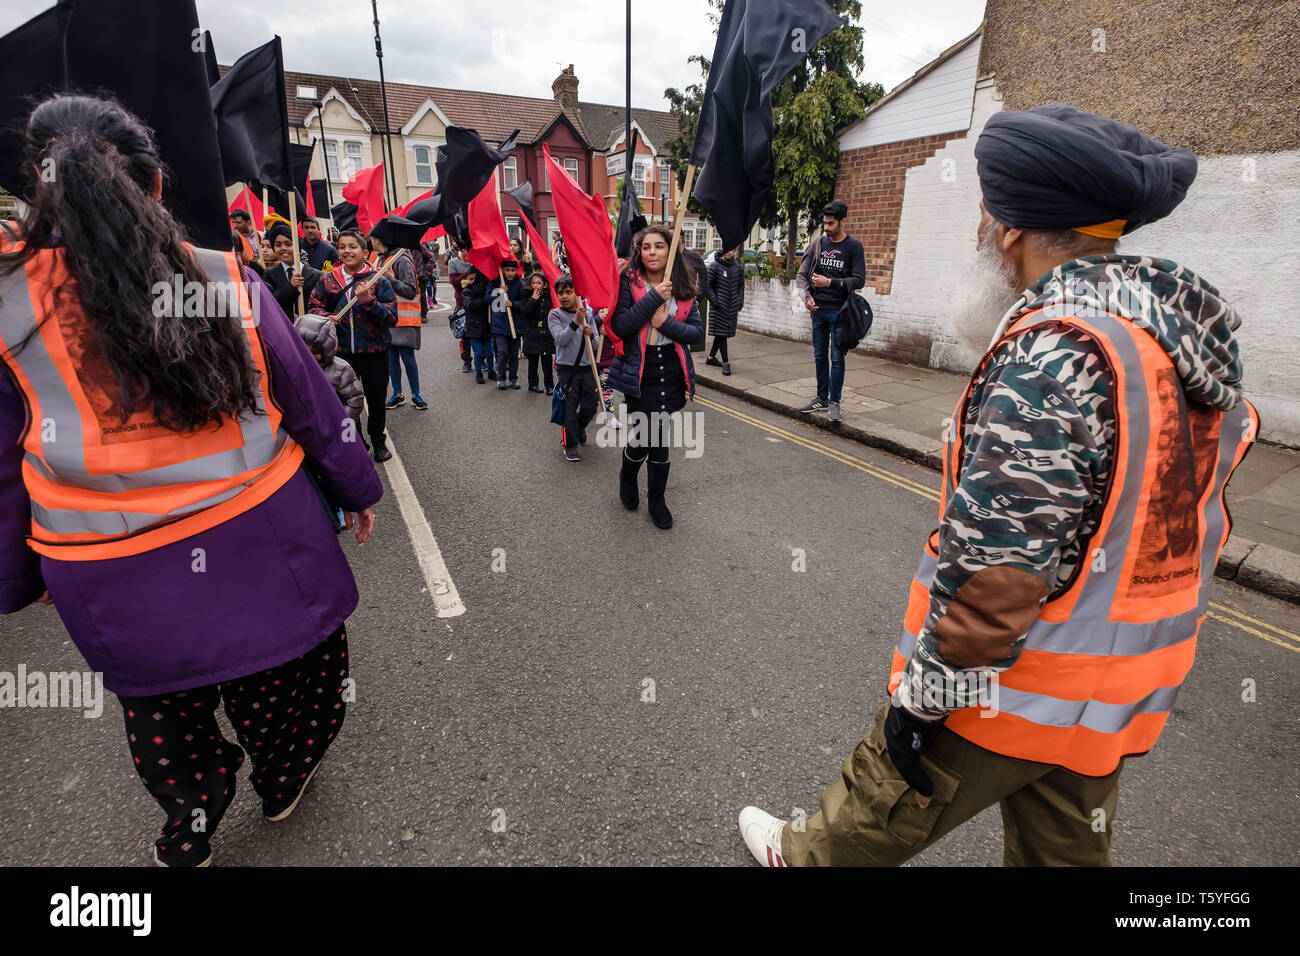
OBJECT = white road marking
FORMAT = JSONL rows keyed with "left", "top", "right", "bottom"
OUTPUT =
{"left": 382, "top": 441, "right": 466, "bottom": 618}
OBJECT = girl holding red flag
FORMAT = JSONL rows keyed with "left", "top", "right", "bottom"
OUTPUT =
{"left": 607, "top": 225, "right": 704, "bottom": 530}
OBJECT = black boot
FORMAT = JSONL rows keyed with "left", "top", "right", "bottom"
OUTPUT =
{"left": 372, "top": 435, "right": 392, "bottom": 463}
{"left": 619, "top": 449, "right": 645, "bottom": 511}
{"left": 646, "top": 460, "right": 672, "bottom": 529}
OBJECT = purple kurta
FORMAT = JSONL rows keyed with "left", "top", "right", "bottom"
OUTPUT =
{"left": 0, "top": 268, "right": 384, "bottom": 695}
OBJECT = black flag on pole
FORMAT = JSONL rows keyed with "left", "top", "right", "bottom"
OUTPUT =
{"left": 432, "top": 126, "right": 518, "bottom": 208}
{"left": 0, "top": 0, "right": 231, "bottom": 249}
{"left": 614, "top": 177, "right": 648, "bottom": 259}
{"left": 690, "top": 0, "right": 845, "bottom": 250}
{"left": 210, "top": 37, "right": 293, "bottom": 190}
{"left": 503, "top": 180, "right": 535, "bottom": 228}
{"left": 255, "top": 142, "right": 314, "bottom": 221}
{"left": 202, "top": 30, "right": 220, "bottom": 86}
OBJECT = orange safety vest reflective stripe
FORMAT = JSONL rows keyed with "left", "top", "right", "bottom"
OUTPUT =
{"left": 236, "top": 230, "right": 257, "bottom": 264}
{"left": 887, "top": 306, "right": 1257, "bottom": 777}
{"left": 385, "top": 250, "right": 421, "bottom": 328}
{"left": 0, "top": 235, "right": 305, "bottom": 561}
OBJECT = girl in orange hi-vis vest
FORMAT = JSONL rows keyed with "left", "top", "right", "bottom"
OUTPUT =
{"left": 0, "top": 95, "right": 383, "bottom": 867}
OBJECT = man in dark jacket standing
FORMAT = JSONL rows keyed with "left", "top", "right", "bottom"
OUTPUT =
{"left": 795, "top": 200, "right": 866, "bottom": 423}
{"left": 299, "top": 218, "right": 338, "bottom": 271}
{"left": 706, "top": 247, "right": 745, "bottom": 374}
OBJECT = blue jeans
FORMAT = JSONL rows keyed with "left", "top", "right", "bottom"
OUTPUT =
{"left": 388, "top": 346, "right": 420, "bottom": 397}
{"left": 811, "top": 308, "right": 845, "bottom": 403}
{"left": 469, "top": 336, "right": 492, "bottom": 372}
{"left": 493, "top": 334, "right": 520, "bottom": 382}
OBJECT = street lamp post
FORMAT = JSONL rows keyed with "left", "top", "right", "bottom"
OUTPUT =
{"left": 296, "top": 86, "right": 337, "bottom": 212}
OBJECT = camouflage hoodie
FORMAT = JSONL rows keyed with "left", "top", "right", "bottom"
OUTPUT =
{"left": 895, "top": 254, "right": 1246, "bottom": 719}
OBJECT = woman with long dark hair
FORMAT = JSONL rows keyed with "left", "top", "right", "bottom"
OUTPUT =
{"left": 0, "top": 95, "right": 382, "bottom": 866}
{"left": 607, "top": 224, "right": 704, "bottom": 529}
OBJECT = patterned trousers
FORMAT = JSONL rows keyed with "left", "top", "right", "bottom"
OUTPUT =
{"left": 117, "top": 625, "right": 350, "bottom": 866}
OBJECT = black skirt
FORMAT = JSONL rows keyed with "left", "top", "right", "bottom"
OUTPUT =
{"left": 627, "top": 343, "right": 688, "bottom": 415}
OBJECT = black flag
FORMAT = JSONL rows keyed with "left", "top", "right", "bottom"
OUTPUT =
{"left": 0, "top": 5, "right": 71, "bottom": 205}
{"left": 614, "top": 177, "right": 648, "bottom": 259}
{"left": 201, "top": 29, "right": 220, "bottom": 86}
{"left": 309, "top": 179, "right": 331, "bottom": 217}
{"left": 255, "top": 142, "right": 314, "bottom": 220}
{"left": 433, "top": 126, "right": 518, "bottom": 207}
{"left": 210, "top": 37, "right": 293, "bottom": 190}
{"left": 0, "top": 0, "right": 231, "bottom": 249}
{"left": 330, "top": 200, "right": 358, "bottom": 232}
{"left": 690, "top": 0, "right": 844, "bottom": 250}
{"left": 503, "top": 180, "right": 535, "bottom": 228}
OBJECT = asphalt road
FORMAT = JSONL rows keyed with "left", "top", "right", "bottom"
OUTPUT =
{"left": 1, "top": 305, "right": 1297, "bottom": 867}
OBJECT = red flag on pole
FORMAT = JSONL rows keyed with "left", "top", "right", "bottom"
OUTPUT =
{"left": 396, "top": 188, "right": 434, "bottom": 218}
{"left": 230, "top": 185, "right": 265, "bottom": 226}
{"left": 341, "top": 162, "right": 387, "bottom": 234}
{"left": 542, "top": 143, "right": 618, "bottom": 311}
{"left": 464, "top": 179, "right": 513, "bottom": 281}
{"left": 519, "top": 213, "right": 561, "bottom": 299}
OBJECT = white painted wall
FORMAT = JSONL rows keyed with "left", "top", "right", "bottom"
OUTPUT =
{"left": 839, "top": 34, "right": 981, "bottom": 150}
{"left": 1127, "top": 151, "right": 1300, "bottom": 446}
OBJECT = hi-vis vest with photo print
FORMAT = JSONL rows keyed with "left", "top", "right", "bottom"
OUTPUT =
{"left": 888, "top": 306, "right": 1257, "bottom": 777}
{"left": 0, "top": 234, "right": 304, "bottom": 561}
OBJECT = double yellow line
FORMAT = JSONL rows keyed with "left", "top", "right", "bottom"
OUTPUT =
{"left": 695, "top": 392, "right": 1299, "bottom": 654}
{"left": 694, "top": 394, "right": 940, "bottom": 502}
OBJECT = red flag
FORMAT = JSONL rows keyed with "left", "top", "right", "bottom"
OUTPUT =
{"left": 423, "top": 225, "right": 446, "bottom": 243}
{"left": 342, "top": 162, "right": 387, "bottom": 234}
{"left": 301, "top": 170, "right": 315, "bottom": 237}
{"left": 229, "top": 186, "right": 265, "bottom": 228}
{"left": 464, "top": 179, "right": 513, "bottom": 281}
{"left": 519, "top": 213, "right": 561, "bottom": 299}
{"left": 543, "top": 143, "right": 618, "bottom": 311}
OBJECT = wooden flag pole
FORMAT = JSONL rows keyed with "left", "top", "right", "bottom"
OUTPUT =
{"left": 582, "top": 319, "right": 606, "bottom": 419}
{"left": 649, "top": 164, "right": 697, "bottom": 346}
{"left": 261, "top": 186, "right": 270, "bottom": 224}
{"left": 288, "top": 192, "right": 304, "bottom": 314}
{"left": 329, "top": 250, "right": 403, "bottom": 324}
{"left": 498, "top": 274, "right": 517, "bottom": 338}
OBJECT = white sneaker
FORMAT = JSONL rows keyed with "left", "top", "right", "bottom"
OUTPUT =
{"left": 739, "top": 806, "right": 789, "bottom": 867}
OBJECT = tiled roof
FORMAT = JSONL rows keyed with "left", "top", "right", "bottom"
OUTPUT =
{"left": 576, "top": 102, "right": 681, "bottom": 153}
{"left": 262, "top": 67, "right": 676, "bottom": 151}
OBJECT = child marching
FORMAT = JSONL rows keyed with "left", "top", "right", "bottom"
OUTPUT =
{"left": 519, "top": 270, "right": 556, "bottom": 393}
{"left": 548, "top": 276, "right": 603, "bottom": 462}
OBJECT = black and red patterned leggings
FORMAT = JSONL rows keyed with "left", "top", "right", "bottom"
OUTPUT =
{"left": 117, "top": 625, "right": 349, "bottom": 866}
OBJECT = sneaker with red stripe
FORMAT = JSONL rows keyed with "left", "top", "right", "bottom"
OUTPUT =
{"left": 739, "top": 806, "right": 789, "bottom": 867}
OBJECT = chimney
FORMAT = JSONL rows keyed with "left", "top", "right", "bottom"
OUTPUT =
{"left": 552, "top": 64, "right": 579, "bottom": 112}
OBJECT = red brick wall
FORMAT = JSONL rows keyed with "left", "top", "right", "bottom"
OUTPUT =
{"left": 833, "top": 130, "right": 966, "bottom": 295}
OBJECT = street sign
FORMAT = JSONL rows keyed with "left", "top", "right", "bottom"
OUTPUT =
{"left": 605, "top": 151, "right": 626, "bottom": 177}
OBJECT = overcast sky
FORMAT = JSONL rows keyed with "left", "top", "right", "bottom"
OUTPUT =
{"left": 1, "top": 0, "right": 986, "bottom": 112}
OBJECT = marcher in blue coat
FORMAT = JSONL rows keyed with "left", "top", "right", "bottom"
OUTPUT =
{"left": 489, "top": 260, "right": 525, "bottom": 389}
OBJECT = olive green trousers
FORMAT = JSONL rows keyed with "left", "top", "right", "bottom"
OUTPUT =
{"left": 782, "top": 704, "right": 1124, "bottom": 866}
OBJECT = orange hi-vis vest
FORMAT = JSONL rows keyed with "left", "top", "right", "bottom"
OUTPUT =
{"left": 888, "top": 306, "right": 1257, "bottom": 777}
{"left": 0, "top": 237, "right": 305, "bottom": 561}
{"left": 385, "top": 250, "right": 421, "bottom": 328}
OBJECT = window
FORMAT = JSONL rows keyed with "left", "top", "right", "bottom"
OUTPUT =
{"left": 633, "top": 161, "right": 648, "bottom": 198}
{"left": 713, "top": 235, "right": 723, "bottom": 251}
{"left": 659, "top": 165, "right": 671, "bottom": 198}
{"left": 413, "top": 146, "right": 433, "bottom": 184}
{"left": 563, "top": 158, "right": 579, "bottom": 183}
{"left": 684, "top": 220, "right": 706, "bottom": 250}
{"left": 324, "top": 141, "right": 341, "bottom": 180}
{"left": 503, "top": 156, "right": 518, "bottom": 189}
{"left": 505, "top": 217, "right": 521, "bottom": 241}
{"left": 345, "top": 142, "right": 364, "bottom": 179}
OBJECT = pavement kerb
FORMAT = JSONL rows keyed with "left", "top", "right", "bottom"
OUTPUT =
{"left": 695, "top": 368, "right": 1300, "bottom": 607}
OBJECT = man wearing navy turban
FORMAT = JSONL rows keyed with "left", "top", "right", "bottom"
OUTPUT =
{"left": 740, "top": 104, "right": 1255, "bottom": 868}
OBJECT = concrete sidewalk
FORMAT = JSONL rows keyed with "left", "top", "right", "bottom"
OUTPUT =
{"left": 697, "top": 328, "right": 1300, "bottom": 605}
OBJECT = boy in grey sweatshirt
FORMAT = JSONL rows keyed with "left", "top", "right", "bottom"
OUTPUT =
{"left": 547, "top": 275, "right": 604, "bottom": 460}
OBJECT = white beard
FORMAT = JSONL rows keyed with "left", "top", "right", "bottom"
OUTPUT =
{"left": 951, "top": 222, "right": 1022, "bottom": 355}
